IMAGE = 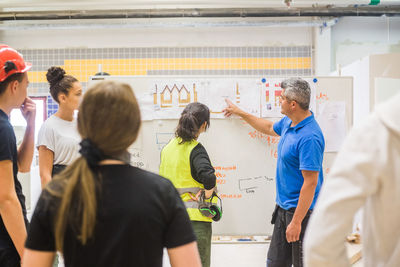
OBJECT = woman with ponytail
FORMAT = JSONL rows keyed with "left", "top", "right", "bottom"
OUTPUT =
{"left": 37, "top": 66, "right": 82, "bottom": 189}
{"left": 23, "top": 81, "right": 201, "bottom": 267}
{"left": 159, "top": 102, "right": 217, "bottom": 267}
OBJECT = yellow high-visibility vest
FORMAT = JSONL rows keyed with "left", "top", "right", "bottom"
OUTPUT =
{"left": 159, "top": 137, "right": 212, "bottom": 222}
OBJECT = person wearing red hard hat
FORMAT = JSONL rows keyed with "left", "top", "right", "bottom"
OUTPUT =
{"left": 0, "top": 44, "right": 36, "bottom": 267}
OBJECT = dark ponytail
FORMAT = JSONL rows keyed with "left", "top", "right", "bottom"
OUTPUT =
{"left": 176, "top": 102, "right": 210, "bottom": 143}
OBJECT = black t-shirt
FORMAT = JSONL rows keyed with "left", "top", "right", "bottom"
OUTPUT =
{"left": 189, "top": 143, "right": 216, "bottom": 190}
{"left": 0, "top": 109, "right": 28, "bottom": 250}
{"left": 26, "top": 164, "right": 196, "bottom": 267}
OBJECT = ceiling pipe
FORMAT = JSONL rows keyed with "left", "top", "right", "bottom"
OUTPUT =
{"left": 0, "top": 19, "right": 339, "bottom": 31}
{"left": 1, "top": 6, "right": 400, "bottom": 21}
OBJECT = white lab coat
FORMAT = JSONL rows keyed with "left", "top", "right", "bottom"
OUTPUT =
{"left": 304, "top": 93, "right": 400, "bottom": 267}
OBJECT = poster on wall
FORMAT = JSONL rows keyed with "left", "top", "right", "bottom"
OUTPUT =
{"left": 198, "top": 79, "right": 236, "bottom": 119}
{"left": 151, "top": 78, "right": 261, "bottom": 119}
{"left": 261, "top": 79, "right": 284, "bottom": 118}
{"left": 234, "top": 79, "right": 262, "bottom": 117}
{"left": 151, "top": 79, "right": 201, "bottom": 119}
{"left": 117, "top": 80, "right": 155, "bottom": 121}
{"left": 200, "top": 79, "right": 261, "bottom": 118}
{"left": 260, "top": 78, "right": 316, "bottom": 118}
{"left": 316, "top": 101, "right": 346, "bottom": 152}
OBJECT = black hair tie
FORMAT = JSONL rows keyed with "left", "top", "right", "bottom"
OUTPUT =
{"left": 79, "top": 138, "right": 106, "bottom": 168}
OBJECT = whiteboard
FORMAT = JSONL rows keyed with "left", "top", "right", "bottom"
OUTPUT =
{"left": 88, "top": 76, "right": 353, "bottom": 235}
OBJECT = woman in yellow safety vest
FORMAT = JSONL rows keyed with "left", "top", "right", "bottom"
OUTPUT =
{"left": 160, "top": 102, "right": 217, "bottom": 267}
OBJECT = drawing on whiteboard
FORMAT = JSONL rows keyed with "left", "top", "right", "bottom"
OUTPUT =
{"left": 219, "top": 194, "right": 243, "bottom": 199}
{"left": 239, "top": 176, "right": 274, "bottom": 193}
{"left": 153, "top": 83, "right": 198, "bottom": 108}
{"left": 274, "top": 88, "right": 282, "bottom": 108}
{"left": 261, "top": 80, "right": 284, "bottom": 118}
{"left": 151, "top": 78, "right": 261, "bottom": 119}
{"left": 261, "top": 78, "right": 316, "bottom": 118}
{"left": 248, "top": 131, "right": 280, "bottom": 145}
{"left": 199, "top": 80, "right": 236, "bottom": 116}
{"left": 234, "top": 81, "right": 261, "bottom": 116}
{"left": 216, "top": 179, "right": 226, "bottom": 185}
{"left": 265, "top": 90, "right": 271, "bottom": 110}
{"left": 235, "top": 83, "right": 240, "bottom": 104}
{"left": 127, "top": 147, "right": 146, "bottom": 169}
{"left": 316, "top": 92, "right": 329, "bottom": 103}
{"left": 212, "top": 80, "right": 261, "bottom": 117}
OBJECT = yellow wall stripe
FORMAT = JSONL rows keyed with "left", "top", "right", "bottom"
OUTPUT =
{"left": 28, "top": 57, "right": 311, "bottom": 84}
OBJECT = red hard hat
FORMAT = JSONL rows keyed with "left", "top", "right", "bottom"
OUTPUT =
{"left": 0, "top": 44, "right": 32, "bottom": 82}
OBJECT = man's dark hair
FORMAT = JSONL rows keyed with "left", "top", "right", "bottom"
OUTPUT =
{"left": 0, "top": 73, "right": 24, "bottom": 96}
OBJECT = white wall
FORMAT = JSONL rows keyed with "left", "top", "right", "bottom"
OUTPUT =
{"left": 1, "top": 19, "right": 313, "bottom": 49}
{"left": 313, "top": 25, "right": 332, "bottom": 76}
{"left": 331, "top": 17, "right": 400, "bottom": 71}
{"left": 3, "top": 17, "right": 400, "bottom": 75}
{"left": 340, "top": 56, "right": 370, "bottom": 125}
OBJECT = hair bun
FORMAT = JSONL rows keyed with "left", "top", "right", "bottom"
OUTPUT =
{"left": 46, "top": 66, "right": 65, "bottom": 85}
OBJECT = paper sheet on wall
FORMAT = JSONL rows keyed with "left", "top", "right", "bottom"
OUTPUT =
{"left": 261, "top": 78, "right": 317, "bottom": 118}
{"left": 118, "top": 80, "right": 155, "bottom": 121}
{"left": 234, "top": 79, "right": 261, "bottom": 117}
{"left": 151, "top": 79, "right": 200, "bottom": 119}
{"left": 261, "top": 79, "right": 284, "bottom": 118}
{"left": 137, "top": 92, "right": 155, "bottom": 121}
{"left": 198, "top": 80, "right": 236, "bottom": 119}
{"left": 316, "top": 101, "right": 346, "bottom": 152}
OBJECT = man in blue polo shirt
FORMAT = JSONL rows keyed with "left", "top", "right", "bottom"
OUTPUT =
{"left": 223, "top": 78, "right": 324, "bottom": 267}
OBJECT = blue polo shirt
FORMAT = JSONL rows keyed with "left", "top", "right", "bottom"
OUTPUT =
{"left": 273, "top": 112, "right": 325, "bottom": 210}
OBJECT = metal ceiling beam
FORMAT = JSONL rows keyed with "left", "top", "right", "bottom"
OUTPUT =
{"left": 1, "top": 6, "right": 400, "bottom": 21}
{"left": 1, "top": 1, "right": 399, "bottom": 10}
{"left": 0, "top": 18, "right": 339, "bottom": 31}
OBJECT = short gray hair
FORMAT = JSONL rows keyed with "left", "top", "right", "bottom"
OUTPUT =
{"left": 281, "top": 78, "right": 311, "bottom": 110}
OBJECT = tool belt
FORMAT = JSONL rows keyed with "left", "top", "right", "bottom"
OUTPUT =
{"left": 177, "top": 188, "right": 223, "bottom": 222}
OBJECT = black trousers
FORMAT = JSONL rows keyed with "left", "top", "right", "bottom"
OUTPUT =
{"left": 266, "top": 205, "right": 312, "bottom": 267}
{"left": 0, "top": 248, "right": 20, "bottom": 267}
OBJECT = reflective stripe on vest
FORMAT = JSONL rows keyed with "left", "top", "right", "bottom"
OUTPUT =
{"left": 177, "top": 187, "right": 219, "bottom": 212}
{"left": 184, "top": 201, "right": 200, "bottom": 209}
{"left": 177, "top": 187, "right": 202, "bottom": 195}
{"left": 159, "top": 137, "right": 212, "bottom": 222}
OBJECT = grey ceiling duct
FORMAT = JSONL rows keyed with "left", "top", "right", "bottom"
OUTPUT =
{"left": 1, "top": 6, "right": 400, "bottom": 21}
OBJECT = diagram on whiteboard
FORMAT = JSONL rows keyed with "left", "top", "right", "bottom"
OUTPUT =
{"left": 151, "top": 79, "right": 261, "bottom": 119}
{"left": 239, "top": 176, "right": 274, "bottom": 194}
{"left": 146, "top": 77, "right": 316, "bottom": 120}
{"left": 198, "top": 80, "right": 236, "bottom": 118}
{"left": 234, "top": 79, "right": 261, "bottom": 117}
{"left": 153, "top": 83, "right": 198, "bottom": 108}
{"left": 152, "top": 80, "right": 200, "bottom": 119}
{"left": 261, "top": 80, "right": 284, "bottom": 118}
{"left": 261, "top": 78, "right": 317, "bottom": 118}
{"left": 198, "top": 79, "right": 261, "bottom": 118}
